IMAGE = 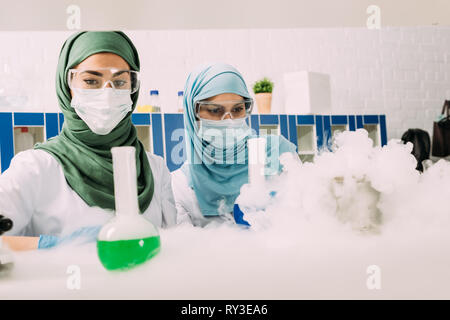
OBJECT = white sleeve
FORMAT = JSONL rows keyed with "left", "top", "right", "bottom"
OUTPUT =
{"left": 158, "top": 159, "right": 177, "bottom": 228}
{"left": 175, "top": 198, "right": 193, "bottom": 225}
{"left": 0, "top": 150, "right": 45, "bottom": 236}
{"left": 170, "top": 168, "right": 194, "bottom": 226}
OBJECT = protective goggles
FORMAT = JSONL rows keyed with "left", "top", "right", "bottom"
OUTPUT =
{"left": 67, "top": 68, "right": 140, "bottom": 93}
{"left": 195, "top": 98, "right": 254, "bottom": 120}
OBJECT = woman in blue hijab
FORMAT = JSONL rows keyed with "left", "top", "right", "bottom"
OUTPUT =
{"left": 171, "top": 62, "right": 297, "bottom": 227}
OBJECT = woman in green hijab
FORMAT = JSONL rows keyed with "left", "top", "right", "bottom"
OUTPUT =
{"left": 0, "top": 31, "right": 177, "bottom": 250}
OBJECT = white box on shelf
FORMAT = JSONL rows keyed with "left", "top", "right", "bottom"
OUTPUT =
{"left": 283, "top": 71, "right": 331, "bottom": 114}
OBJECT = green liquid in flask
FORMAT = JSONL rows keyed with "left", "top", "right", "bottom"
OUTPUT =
{"left": 97, "top": 235, "right": 161, "bottom": 271}
{"left": 98, "top": 147, "right": 162, "bottom": 272}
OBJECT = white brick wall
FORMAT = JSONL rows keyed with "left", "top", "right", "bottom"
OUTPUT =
{"left": 0, "top": 26, "right": 449, "bottom": 140}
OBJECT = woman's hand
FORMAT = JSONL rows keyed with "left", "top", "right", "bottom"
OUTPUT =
{"left": 1, "top": 214, "right": 38, "bottom": 251}
{"left": 1, "top": 236, "right": 39, "bottom": 251}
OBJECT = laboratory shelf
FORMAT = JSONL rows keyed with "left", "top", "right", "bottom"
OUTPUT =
{"left": 0, "top": 112, "right": 387, "bottom": 173}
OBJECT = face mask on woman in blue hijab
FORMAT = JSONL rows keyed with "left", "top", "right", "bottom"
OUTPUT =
{"left": 181, "top": 62, "right": 297, "bottom": 216}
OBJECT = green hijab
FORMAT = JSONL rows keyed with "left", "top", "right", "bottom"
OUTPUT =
{"left": 34, "top": 31, "right": 154, "bottom": 213}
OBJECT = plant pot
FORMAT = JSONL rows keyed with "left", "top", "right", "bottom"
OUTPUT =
{"left": 255, "top": 93, "right": 272, "bottom": 114}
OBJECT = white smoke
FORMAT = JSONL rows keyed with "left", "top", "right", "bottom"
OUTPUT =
{"left": 1, "top": 129, "right": 450, "bottom": 299}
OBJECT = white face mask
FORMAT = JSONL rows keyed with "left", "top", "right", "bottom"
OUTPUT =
{"left": 71, "top": 88, "right": 133, "bottom": 135}
{"left": 198, "top": 118, "right": 251, "bottom": 149}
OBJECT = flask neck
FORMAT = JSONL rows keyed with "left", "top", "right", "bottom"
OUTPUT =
{"left": 111, "top": 147, "right": 140, "bottom": 216}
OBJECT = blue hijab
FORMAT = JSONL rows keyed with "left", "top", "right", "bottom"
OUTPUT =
{"left": 182, "top": 62, "right": 297, "bottom": 216}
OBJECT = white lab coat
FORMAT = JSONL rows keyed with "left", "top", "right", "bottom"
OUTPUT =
{"left": 0, "top": 149, "right": 177, "bottom": 237}
{"left": 171, "top": 164, "right": 235, "bottom": 227}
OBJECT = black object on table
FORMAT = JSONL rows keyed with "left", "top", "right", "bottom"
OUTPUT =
{"left": 0, "top": 215, "right": 13, "bottom": 236}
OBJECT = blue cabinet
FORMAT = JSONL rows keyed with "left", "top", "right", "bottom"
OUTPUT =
{"left": 0, "top": 112, "right": 387, "bottom": 173}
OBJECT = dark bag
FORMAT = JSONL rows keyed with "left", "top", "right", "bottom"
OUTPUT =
{"left": 401, "top": 129, "right": 431, "bottom": 172}
{"left": 432, "top": 100, "right": 450, "bottom": 157}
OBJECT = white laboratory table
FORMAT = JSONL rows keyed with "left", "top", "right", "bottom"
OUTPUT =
{"left": 1, "top": 223, "right": 450, "bottom": 300}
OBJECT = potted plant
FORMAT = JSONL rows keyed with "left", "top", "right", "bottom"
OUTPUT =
{"left": 253, "top": 77, "right": 274, "bottom": 114}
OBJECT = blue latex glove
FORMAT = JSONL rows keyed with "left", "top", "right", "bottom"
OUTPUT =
{"left": 233, "top": 204, "right": 251, "bottom": 228}
{"left": 38, "top": 225, "right": 101, "bottom": 249}
{"left": 233, "top": 190, "right": 278, "bottom": 228}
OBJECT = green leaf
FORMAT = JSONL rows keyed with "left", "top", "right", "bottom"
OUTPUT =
{"left": 252, "top": 77, "right": 274, "bottom": 94}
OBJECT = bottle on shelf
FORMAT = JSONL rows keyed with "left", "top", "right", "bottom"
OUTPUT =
{"left": 136, "top": 90, "right": 153, "bottom": 113}
{"left": 177, "top": 91, "right": 184, "bottom": 113}
{"left": 149, "top": 90, "right": 161, "bottom": 112}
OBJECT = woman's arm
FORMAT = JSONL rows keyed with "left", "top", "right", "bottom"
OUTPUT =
{"left": 157, "top": 157, "right": 178, "bottom": 228}
{"left": 0, "top": 214, "right": 37, "bottom": 251}
{"left": 170, "top": 168, "right": 195, "bottom": 226}
{"left": 2, "top": 225, "right": 102, "bottom": 252}
{"left": 1, "top": 236, "right": 39, "bottom": 251}
{"left": 0, "top": 150, "right": 44, "bottom": 235}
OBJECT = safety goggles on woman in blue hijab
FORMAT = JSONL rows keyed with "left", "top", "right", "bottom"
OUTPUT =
{"left": 182, "top": 62, "right": 297, "bottom": 217}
